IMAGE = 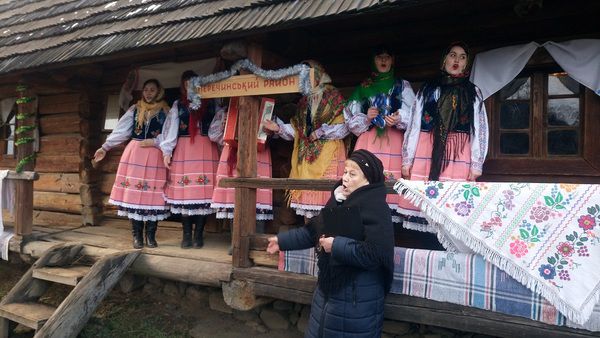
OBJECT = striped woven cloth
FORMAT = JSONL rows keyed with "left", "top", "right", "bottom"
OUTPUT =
{"left": 281, "top": 247, "right": 600, "bottom": 331}
{"left": 394, "top": 180, "right": 600, "bottom": 325}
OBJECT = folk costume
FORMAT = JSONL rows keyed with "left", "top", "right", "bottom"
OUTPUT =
{"left": 277, "top": 150, "right": 394, "bottom": 338}
{"left": 344, "top": 53, "right": 415, "bottom": 223}
{"left": 103, "top": 84, "right": 171, "bottom": 248}
{"left": 161, "top": 84, "right": 221, "bottom": 247}
{"left": 400, "top": 43, "right": 489, "bottom": 229}
{"left": 209, "top": 105, "right": 273, "bottom": 220}
{"left": 274, "top": 61, "right": 348, "bottom": 218}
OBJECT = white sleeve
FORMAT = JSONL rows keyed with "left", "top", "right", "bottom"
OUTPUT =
{"left": 314, "top": 122, "right": 349, "bottom": 140}
{"left": 274, "top": 117, "right": 295, "bottom": 141}
{"left": 208, "top": 107, "right": 226, "bottom": 146}
{"left": 159, "top": 101, "right": 180, "bottom": 157}
{"left": 395, "top": 80, "right": 416, "bottom": 130}
{"left": 402, "top": 93, "right": 423, "bottom": 168}
{"left": 343, "top": 100, "right": 369, "bottom": 136}
{"left": 102, "top": 105, "right": 134, "bottom": 151}
{"left": 470, "top": 87, "right": 489, "bottom": 173}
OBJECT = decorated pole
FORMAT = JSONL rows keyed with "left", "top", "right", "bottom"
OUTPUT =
{"left": 14, "top": 84, "right": 36, "bottom": 237}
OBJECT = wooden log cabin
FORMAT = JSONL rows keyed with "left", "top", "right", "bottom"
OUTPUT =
{"left": 0, "top": 0, "right": 599, "bottom": 336}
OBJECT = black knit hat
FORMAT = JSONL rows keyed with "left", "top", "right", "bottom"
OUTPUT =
{"left": 348, "top": 149, "right": 384, "bottom": 184}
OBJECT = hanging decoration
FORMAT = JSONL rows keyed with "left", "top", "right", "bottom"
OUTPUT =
{"left": 14, "top": 84, "right": 36, "bottom": 173}
{"left": 187, "top": 59, "right": 312, "bottom": 110}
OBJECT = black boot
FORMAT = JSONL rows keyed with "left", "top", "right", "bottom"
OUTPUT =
{"left": 181, "top": 216, "right": 193, "bottom": 249}
{"left": 193, "top": 215, "right": 206, "bottom": 248}
{"left": 131, "top": 220, "right": 144, "bottom": 249}
{"left": 145, "top": 221, "right": 158, "bottom": 248}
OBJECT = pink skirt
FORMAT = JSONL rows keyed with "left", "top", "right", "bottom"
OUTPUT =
{"left": 164, "top": 135, "right": 219, "bottom": 215}
{"left": 354, "top": 127, "right": 406, "bottom": 222}
{"left": 109, "top": 140, "right": 170, "bottom": 221}
{"left": 211, "top": 144, "right": 273, "bottom": 220}
{"left": 398, "top": 131, "right": 472, "bottom": 230}
{"left": 289, "top": 143, "right": 346, "bottom": 218}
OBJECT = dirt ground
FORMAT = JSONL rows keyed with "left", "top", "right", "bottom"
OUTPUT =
{"left": 0, "top": 260, "right": 303, "bottom": 338}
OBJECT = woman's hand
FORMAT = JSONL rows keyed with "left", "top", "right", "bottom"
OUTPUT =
{"left": 163, "top": 155, "right": 171, "bottom": 169}
{"left": 366, "top": 107, "right": 379, "bottom": 122}
{"left": 319, "top": 236, "right": 334, "bottom": 253}
{"left": 139, "top": 139, "right": 155, "bottom": 147}
{"left": 93, "top": 148, "right": 106, "bottom": 163}
{"left": 384, "top": 112, "right": 399, "bottom": 126}
{"left": 401, "top": 165, "right": 412, "bottom": 179}
{"left": 262, "top": 120, "right": 280, "bottom": 134}
{"left": 467, "top": 169, "right": 482, "bottom": 181}
{"left": 266, "top": 236, "right": 280, "bottom": 254}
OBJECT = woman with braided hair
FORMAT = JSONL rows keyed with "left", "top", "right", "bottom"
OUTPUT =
{"left": 161, "top": 70, "right": 221, "bottom": 249}
{"left": 93, "top": 78, "right": 171, "bottom": 249}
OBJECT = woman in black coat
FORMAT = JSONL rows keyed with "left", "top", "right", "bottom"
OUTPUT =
{"left": 267, "top": 149, "right": 395, "bottom": 338}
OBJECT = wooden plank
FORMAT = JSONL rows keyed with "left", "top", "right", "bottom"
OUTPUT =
{"left": 35, "top": 154, "right": 80, "bottom": 173}
{"left": 0, "top": 317, "right": 8, "bottom": 338}
{"left": 15, "top": 181, "right": 33, "bottom": 236}
{"left": 383, "top": 294, "right": 597, "bottom": 338}
{"left": 39, "top": 134, "right": 80, "bottom": 154}
{"left": 38, "top": 94, "right": 80, "bottom": 115}
{"left": 252, "top": 283, "right": 313, "bottom": 305}
{"left": 249, "top": 250, "right": 278, "bottom": 268}
{"left": 34, "top": 173, "right": 80, "bottom": 193}
{"left": 0, "top": 302, "right": 55, "bottom": 330}
{"left": 32, "top": 210, "right": 82, "bottom": 227}
{"left": 1, "top": 243, "right": 83, "bottom": 305}
{"left": 233, "top": 267, "right": 316, "bottom": 293}
{"left": 129, "top": 254, "right": 231, "bottom": 286}
{"left": 220, "top": 177, "right": 398, "bottom": 193}
{"left": 34, "top": 191, "right": 82, "bottom": 214}
{"left": 6, "top": 171, "right": 38, "bottom": 181}
{"left": 32, "top": 266, "right": 90, "bottom": 286}
{"left": 35, "top": 250, "right": 140, "bottom": 338}
{"left": 39, "top": 113, "right": 80, "bottom": 135}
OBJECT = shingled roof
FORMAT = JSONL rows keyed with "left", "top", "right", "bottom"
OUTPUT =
{"left": 0, "top": 0, "right": 417, "bottom": 75}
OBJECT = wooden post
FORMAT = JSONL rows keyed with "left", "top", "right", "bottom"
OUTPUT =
{"left": 233, "top": 96, "right": 260, "bottom": 268}
{"left": 79, "top": 91, "right": 104, "bottom": 226}
{"left": 14, "top": 85, "right": 36, "bottom": 238}
{"left": 232, "top": 42, "right": 263, "bottom": 268}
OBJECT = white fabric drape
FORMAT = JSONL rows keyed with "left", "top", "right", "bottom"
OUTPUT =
{"left": 0, "top": 169, "right": 14, "bottom": 261}
{"left": 471, "top": 39, "right": 600, "bottom": 99}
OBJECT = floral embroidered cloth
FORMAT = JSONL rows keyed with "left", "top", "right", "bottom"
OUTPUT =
{"left": 280, "top": 246, "right": 600, "bottom": 331}
{"left": 394, "top": 179, "right": 600, "bottom": 325}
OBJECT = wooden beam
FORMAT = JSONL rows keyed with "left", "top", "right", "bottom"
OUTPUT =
{"left": 6, "top": 171, "right": 38, "bottom": 181}
{"left": 220, "top": 177, "right": 398, "bottom": 193}
{"left": 14, "top": 86, "right": 36, "bottom": 237}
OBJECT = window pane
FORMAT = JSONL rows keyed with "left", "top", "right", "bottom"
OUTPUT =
{"left": 500, "top": 132, "right": 529, "bottom": 155}
{"left": 104, "top": 95, "right": 121, "bottom": 130}
{"left": 500, "top": 102, "right": 529, "bottom": 129}
{"left": 500, "top": 77, "right": 530, "bottom": 100}
{"left": 548, "top": 98, "right": 579, "bottom": 126}
{"left": 548, "top": 130, "right": 578, "bottom": 155}
{"left": 548, "top": 73, "right": 579, "bottom": 95}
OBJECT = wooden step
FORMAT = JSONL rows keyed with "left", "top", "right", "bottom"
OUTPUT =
{"left": 33, "top": 265, "right": 90, "bottom": 286}
{"left": 0, "top": 302, "right": 56, "bottom": 330}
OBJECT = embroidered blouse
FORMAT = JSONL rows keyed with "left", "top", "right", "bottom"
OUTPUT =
{"left": 402, "top": 86, "right": 489, "bottom": 172}
{"left": 101, "top": 104, "right": 169, "bottom": 154}
{"left": 344, "top": 79, "right": 415, "bottom": 136}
